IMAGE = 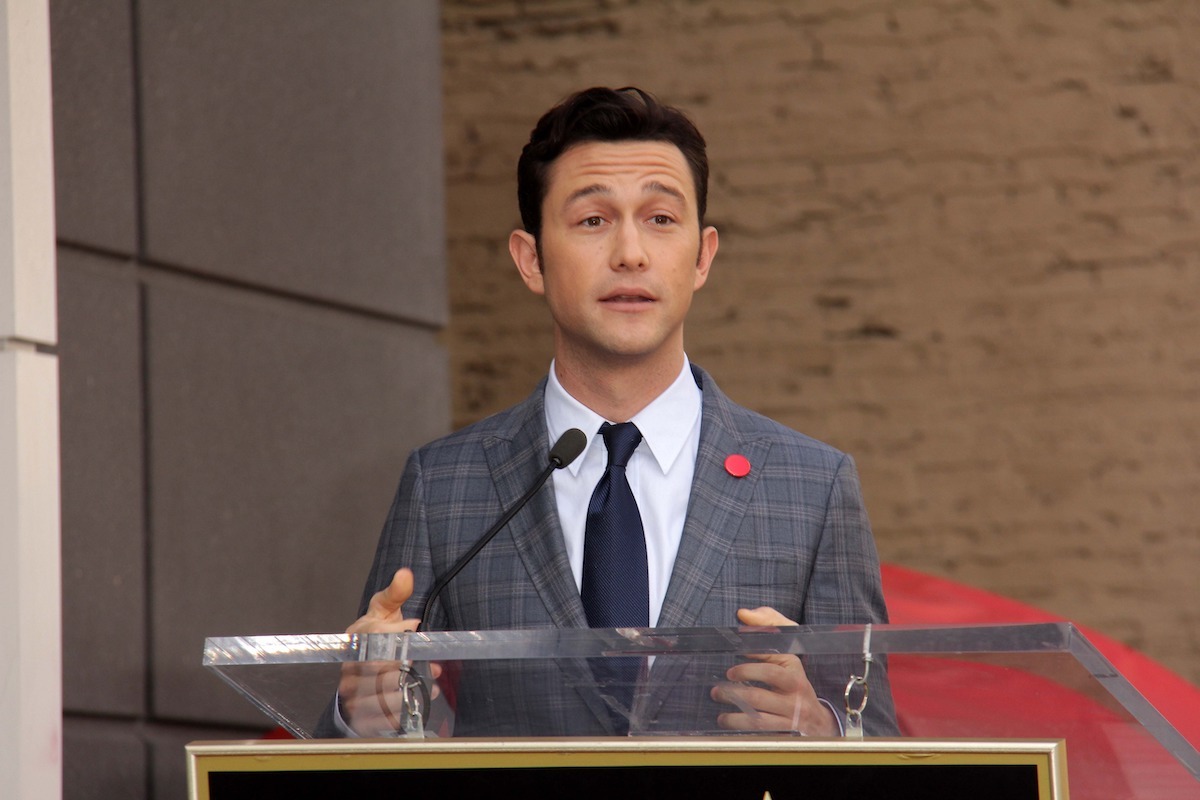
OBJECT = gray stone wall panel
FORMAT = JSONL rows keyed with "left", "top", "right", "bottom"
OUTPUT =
{"left": 57, "top": 249, "right": 146, "bottom": 715}
{"left": 50, "top": 0, "right": 138, "bottom": 253}
{"left": 144, "top": 277, "right": 448, "bottom": 724}
{"left": 64, "top": 719, "right": 148, "bottom": 800}
{"left": 148, "top": 723, "right": 263, "bottom": 800}
{"left": 137, "top": 0, "right": 445, "bottom": 323}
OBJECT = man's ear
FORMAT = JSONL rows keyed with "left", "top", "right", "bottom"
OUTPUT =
{"left": 693, "top": 225, "right": 718, "bottom": 291}
{"left": 510, "top": 229, "right": 545, "bottom": 295}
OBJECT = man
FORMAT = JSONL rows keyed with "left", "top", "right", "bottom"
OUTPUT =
{"left": 337, "top": 87, "right": 893, "bottom": 737}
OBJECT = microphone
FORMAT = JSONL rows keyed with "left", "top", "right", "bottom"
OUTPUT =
{"left": 416, "top": 428, "right": 587, "bottom": 631}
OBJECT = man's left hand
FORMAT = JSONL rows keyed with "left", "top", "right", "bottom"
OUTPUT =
{"left": 710, "top": 606, "right": 839, "bottom": 736}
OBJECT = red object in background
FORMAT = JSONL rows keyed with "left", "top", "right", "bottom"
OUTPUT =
{"left": 881, "top": 562, "right": 1200, "bottom": 751}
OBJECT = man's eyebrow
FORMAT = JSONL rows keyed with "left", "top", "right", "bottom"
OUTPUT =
{"left": 564, "top": 184, "right": 609, "bottom": 206}
{"left": 644, "top": 181, "right": 686, "bottom": 203}
{"left": 562, "top": 181, "right": 687, "bottom": 207}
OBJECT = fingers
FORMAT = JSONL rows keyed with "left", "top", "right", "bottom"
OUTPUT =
{"left": 337, "top": 661, "right": 407, "bottom": 736}
{"left": 338, "top": 568, "right": 438, "bottom": 735}
{"left": 338, "top": 662, "right": 444, "bottom": 705}
{"left": 737, "top": 605, "right": 799, "bottom": 627}
{"left": 338, "top": 660, "right": 444, "bottom": 737}
{"left": 713, "top": 682, "right": 798, "bottom": 721}
{"left": 723, "top": 606, "right": 807, "bottom": 727}
{"left": 338, "top": 660, "right": 404, "bottom": 701}
{"left": 712, "top": 674, "right": 836, "bottom": 735}
{"left": 347, "top": 568, "right": 420, "bottom": 634}
{"left": 711, "top": 648, "right": 839, "bottom": 736}
{"left": 338, "top": 662, "right": 412, "bottom": 738}
{"left": 727, "top": 653, "right": 811, "bottom": 694}
{"left": 369, "top": 568, "right": 415, "bottom": 619}
{"left": 712, "top": 676, "right": 805, "bottom": 732}
{"left": 713, "top": 654, "right": 811, "bottom": 719}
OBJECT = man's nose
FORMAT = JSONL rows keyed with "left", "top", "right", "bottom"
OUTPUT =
{"left": 610, "top": 221, "right": 648, "bottom": 270}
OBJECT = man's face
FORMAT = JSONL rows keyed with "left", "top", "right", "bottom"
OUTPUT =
{"left": 510, "top": 140, "right": 718, "bottom": 374}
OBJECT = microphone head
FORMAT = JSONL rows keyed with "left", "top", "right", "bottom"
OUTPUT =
{"left": 549, "top": 428, "right": 588, "bottom": 468}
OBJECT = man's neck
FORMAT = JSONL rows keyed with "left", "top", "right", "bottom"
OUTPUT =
{"left": 552, "top": 351, "right": 686, "bottom": 423}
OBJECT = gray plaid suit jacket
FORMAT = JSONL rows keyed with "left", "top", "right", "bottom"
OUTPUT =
{"left": 355, "top": 364, "right": 894, "bottom": 736}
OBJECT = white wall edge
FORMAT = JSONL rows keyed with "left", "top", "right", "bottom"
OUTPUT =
{"left": 0, "top": 0, "right": 62, "bottom": 798}
{"left": 0, "top": 0, "right": 57, "bottom": 344}
{"left": 0, "top": 349, "right": 62, "bottom": 799}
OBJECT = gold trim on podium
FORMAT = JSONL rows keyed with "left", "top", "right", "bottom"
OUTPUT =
{"left": 188, "top": 737, "right": 1067, "bottom": 799}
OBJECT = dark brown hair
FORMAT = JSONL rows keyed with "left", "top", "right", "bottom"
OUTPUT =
{"left": 516, "top": 87, "right": 709, "bottom": 239}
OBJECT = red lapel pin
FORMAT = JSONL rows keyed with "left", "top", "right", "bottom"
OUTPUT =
{"left": 724, "top": 453, "right": 751, "bottom": 478}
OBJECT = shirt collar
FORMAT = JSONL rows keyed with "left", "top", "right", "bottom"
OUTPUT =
{"left": 544, "top": 358, "right": 703, "bottom": 477}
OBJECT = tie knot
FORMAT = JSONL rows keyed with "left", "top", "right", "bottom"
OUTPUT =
{"left": 599, "top": 421, "right": 642, "bottom": 468}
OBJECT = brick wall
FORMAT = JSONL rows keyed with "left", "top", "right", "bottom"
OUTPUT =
{"left": 441, "top": 0, "right": 1200, "bottom": 684}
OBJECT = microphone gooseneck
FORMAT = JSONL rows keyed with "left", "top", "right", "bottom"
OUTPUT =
{"left": 415, "top": 428, "right": 587, "bottom": 632}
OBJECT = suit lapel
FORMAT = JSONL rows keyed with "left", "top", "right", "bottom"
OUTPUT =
{"left": 657, "top": 367, "right": 769, "bottom": 628}
{"left": 481, "top": 388, "right": 616, "bottom": 731}
{"left": 481, "top": 388, "right": 589, "bottom": 629}
{"left": 638, "top": 368, "right": 770, "bottom": 729}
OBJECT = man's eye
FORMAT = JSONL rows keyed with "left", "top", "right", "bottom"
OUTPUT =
{"left": 581, "top": 216, "right": 604, "bottom": 227}
{"left": 650, "top": 214, "right": 674, "bottom": 225}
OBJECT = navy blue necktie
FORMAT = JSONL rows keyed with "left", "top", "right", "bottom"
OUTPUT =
{"left": 581, "top": 422, "right": 648, "bottom": 732}
{"left": 581, "top": 421, "right": 649, "bottom": 629}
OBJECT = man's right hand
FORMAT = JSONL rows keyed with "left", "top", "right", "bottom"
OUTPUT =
{"left": 347, "top": 567, "right": 421, "bottom": 636}
{"left": 337, "top": 568, "right": 429, "bottom": 736}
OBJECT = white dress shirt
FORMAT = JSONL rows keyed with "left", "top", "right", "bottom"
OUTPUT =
{"left": 544, "top": 358, "right": 702, "bottom": 627}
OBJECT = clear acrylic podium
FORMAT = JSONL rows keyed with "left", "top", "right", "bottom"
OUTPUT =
{"left": 200, "top": 622, "right": 1200, "bottom": 799}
